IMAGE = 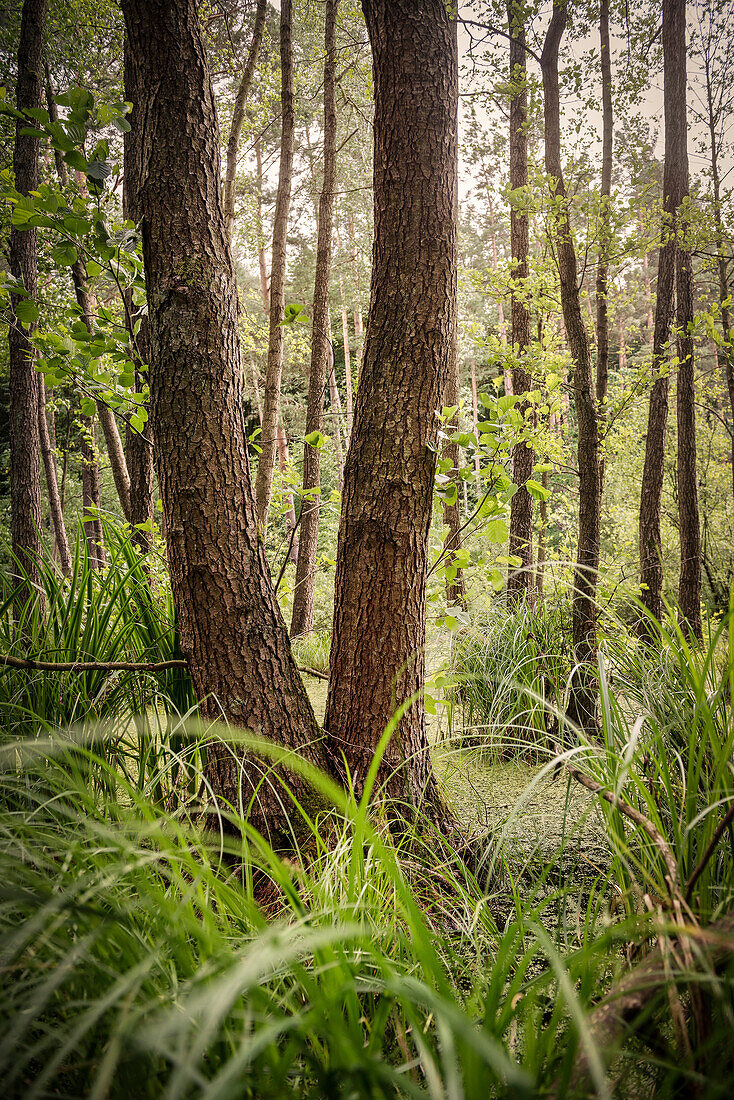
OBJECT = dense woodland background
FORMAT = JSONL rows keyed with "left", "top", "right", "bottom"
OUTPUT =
{"left": 0, "top": 0, "right": 733, "bottom": 1096}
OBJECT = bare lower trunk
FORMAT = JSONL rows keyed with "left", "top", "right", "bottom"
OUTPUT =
{"left": 254, "top": 0, "right": 296, "bottom": 531}
{"left": 639, "top": 0, "right": 688, "bottom": 634}
{"left": 325, "top": 0, "right": 458, "bottom": 807}
{"left": 470, "top": 356, "right": 482, "bottom": 496}
{"left": 255, "top": 137, "right": 270, "bottom": 314}
{"left": 676, "top": 245, "right": 702, "bottom": 637}
{"left": 275, "top": 417, "right": 298, "bottom": 564}
{"left": 121, "top": 0, "right": 327, "bottom": 840}
{"left": 507, "top": 0, "right": 533, "bottom": 599}
{"left": 542, "top": 2, "right": 600, "bottom": 732}
{"left": 80, "top": 416, "right": 105, "bottom": 568}
{"left": 38, "top": 377, "right": 71, "bottom": 575}
{"left": 348, "top": 211, "right": 364, "bottom": 376}
{"left": 596, "top": 0, "right": 613, "bottom": 491}
{"left": 9, "top": 0, "right": 46, "bottom": 612}
{"left": 291, "top": 0, "right": 338, "bottom": 636}
{"left": 338, "top": 270, "right": 353, "bottom": 432}
{"left": 442, "top": 349, "right": 466, "bottom": 609}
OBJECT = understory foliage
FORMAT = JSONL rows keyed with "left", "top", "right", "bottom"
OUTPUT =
{"left": 1, "top": 561, "right": 733, "bottom": 1098}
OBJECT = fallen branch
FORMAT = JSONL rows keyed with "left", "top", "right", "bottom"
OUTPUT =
{"left": 685, "top": 801, "right": 734, "bottom": 901}
{"left": 1, "top": 653, "right": 329, "bottom": 681}
{"left": 566, "top": 764, "right": 679, "bottom": 895}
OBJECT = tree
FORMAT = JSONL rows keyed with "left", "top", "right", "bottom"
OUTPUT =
{"left": 506, "top": 0, "right": 533, "bottom": 599}
{"left": 638, "top": 0, "right": 688, "bottom": 631}
{"left": 291, "top": 0, "right": 338, "bottom": 639}
{"left": 8, "top": 0, "right": 46, "bottom": 610}
{"left": 120, "top": 0, "right": 326, "bottom": 839}
{"left": 541, "top": 0, "right": 601, "bottom": 731}
{"left": 595, "top": 0, "right": 613, "bottom": 487}
{"left": 254, "top": 0, "right": 296, "bottom": 531}
{"left": 223, "top": 0, "right": 267, "bottom": 239}
{"left": 324, "top": 0, "right": 458, "bottom": 804}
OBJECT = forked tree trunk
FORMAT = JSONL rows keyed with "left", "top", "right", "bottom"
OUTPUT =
{"left": 325, "top": 0, "right": 458, "bottom": 805}
{"left": 596, "top": 0, "right": 613, "bottom": 490}
{"left": 638, "top": 0, "right": 687, "bottom": 633}
{"left": 254, "top": 0, "right": 296, "bottom": 531}
{"left": 9, "top": 0, "right": 46, "bottom": 612}
{"left": 121, "top": 0, "right": 326, "bottom": 840}
{"left": 506, "top": 0, "right": 533, "bottom": 599}
{"left": 291, "top": 0, "right": 339, "bottom": 638}
{"left": 541, "top": 1, "right": 601, "bottom": 732}
{"left": 223, "top": 0, "right": 267, "bottom": 237}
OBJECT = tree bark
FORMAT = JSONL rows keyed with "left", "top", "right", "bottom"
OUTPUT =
{"left": 254, "top": 0, "right": 296, "bottom": 532}
{"left": 676, "top": 241, "right": 702, "bottom": 636}
{"left": 38, "top": 377, "right": 71, "bottom": 575}
{"left": 441, "top": 349, "right": 467, "bottom": 609}
{"left": 79, "top": 415, "right": 105, "bottom": 568}
{"left": 638, "top": 0, "right": 688, "bottom": 632}
{"left": 291, "top": 0, "right": 338, "bottom": 639}
{"left": 8, "top": 0, "right": 46, "bottom": 612}
{"left": 120, "top": 0, "right": 326, "bottom": 839}
{"left": 596, "top": 0, "right": 613, "bottom": 491}
{"left": 223, "top": 0, "right": 267, "bottom": 238}
{"left": 325, "top": 0, "right": 458, "bottom": 805}
{"left": 506, "top": 0, "right": 534, "bottom": 599}
{"left": 541, "top": 1, "right": 601, "bottom": 732}
{"left": 254, "top": 136, "right": 270, "bottom": 314}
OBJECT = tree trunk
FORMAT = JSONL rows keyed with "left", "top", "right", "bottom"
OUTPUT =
{"left": 121, "top": 0, "right": 326, "bottom": 840}
{"left": 506, "top": 0, "right": 533, "bottom": 599}
{"left": 223, "top": 0, "right": 267, "bottom": 237}
{"left": 254, "top": 0, "right": 296, "bottom": 531}
{"left": 596, "top": 0, "right": 613, "bottom": 491}
{"left": 470, "top": 355, "right": 482, "bottom": 495}
{"left": 676, "top": 242, "right": 702, "bottom": 636}
{"left": 291, "top": 0, "right": 338, "bottom": 638}
{"left": 541, "top": 1, "right": 601, "bottom": 732}
{"left": 348, "top": 210, "right": 364, "bottom": 376}
{"left": 275, "top": 416, "right": 298, "bottom": 564}
{"left": 37, "top": 377, "right": 71, "bottom": 575}
{"left": 8, "top": 0, "right": 46, "bottom": 612}
{"left": 79, "top": 415, "right": 105, "bottom": 569}
{"left": 441, "top": 349, "right": 466, "bottom": 609}
{"left": 254, "top": 136, "right": 270, "bottom": 314}
{"left": 325, "top": 0, "right": 458, "bottom": 805}
{"left": 638, "top": 0, "right": 688, "bottom": 632}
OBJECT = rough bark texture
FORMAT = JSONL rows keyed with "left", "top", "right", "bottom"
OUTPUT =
{"left": 541, "top": 2, "right": 600, "bottom": 732}
{"left": 506, "top": 0, "right": 534, "bottom": 598}
{"left": 639, "top": 0, "right": 687, "bottom": 632}
{"left": 223, "top": 0, "right": 266, "bottom": 237}
{"left": 123, "top": 33, "right": 157, "bottom": 555}
{"left": 324, "top": 0, "right": 458, "bottom": 805}
{"left": 121, "top": 0, "right": 326, "bottom": 839}
{"left": 9, "top": 0, "right": 46, "bottom": 609}
{"left": 96, "top": 400, "right": 132, "bottom": 521}
{"left": 254, "top": 0, "right": 296, "bottom": 531}
{"left": 37, "top": 377, "right": 71, "bottom": 575}
{"left": 595, "top": 0, "right": 613, "bottom": 491}
{"left": 676, "top": 244, "right": 702, "bottom": 636}
{"left": 291, "top": 0, "right": 338, "bottom": 639}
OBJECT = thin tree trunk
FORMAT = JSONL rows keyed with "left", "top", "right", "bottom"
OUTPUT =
{"left": 327, "top": 333, "right": 345, "bottom": 488}
{"left": 275, "top": 415, "right": 299, "bottom": 564}
{"left": 618, "top": 311, "right": 628, "bottom": 371}
{"left": 535, "top": 467, "right": 549, "bottom": 601}
{"left": 704, "top": 50, "right": 734, "bottom": 498}
{"left": 338, "top": 264, "right": 353, "bottom": 432}
{"left": 9, "top": 0, "right": 46, "bottom": 612}
{"left": 541, "top": 1, "right": 601, "bottom": 732}
{"left": 441, "top": 349, "right": 466, "bottom": 609}
{"left": 641, "top": 228, "right": 654, "bottom": 339}
{"left": 470, "top": 355, "right": 482, "bottom": 496}
{"left": 291, "top": 0, "right": 338, "bottom": 638}
{"left": 676, "top": 233, "right": 702, "bottom": 636}
{"left": 223, "top": 0, "right": 267, "bottom": 237}
{"left": 348, "top": 210, "right": 364, "bottom": 377}
{"left": 325, "top": 0, "right": 458, "bottom": 807}
{"left": 121, "top": 0, "right": 326, "bottom": 840}
{"left": 79, "top": 415, "right": 105, "bottom": 568}
{"left": 38, "top": 377, "right": 71, "bottom": 575}
{"left": 638, "top": 0, "right": 687, "bottom": 633}
{"left": 507, "top": 0, "right": 533, "bottom": 599}
{"left": 596, "top": 0, "right": 613, "bottom": 492}
{"left": 254, "top": 0, "right": 296, "bottom": 531}
{"left": 254, "top": 136, "right": 270, "bottom": 314}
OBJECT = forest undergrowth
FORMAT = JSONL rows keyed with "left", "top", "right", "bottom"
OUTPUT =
{"left": 1, "top": 533, "right": 733, "bottom": 1097}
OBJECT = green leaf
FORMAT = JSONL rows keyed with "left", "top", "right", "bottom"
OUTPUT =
{"left": 86, "top": 159, "right": 111, "bottom": 182}
{"left": 51, "top": 242, "right": 78, "bottom": 267}
{"left": 63, "top": 149, "right": 88, "bottom": 172}
{"left": 80, "top": 397, "right": 97, "bottom": 417}
{"left": 525, "top": 478, "right": 550, "bottom": 501}
{"left": 304, "top": 430, "right": 325, "bottom": 449}
{"left": 15, "top": 299, "right": 39, "bottom": 325}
